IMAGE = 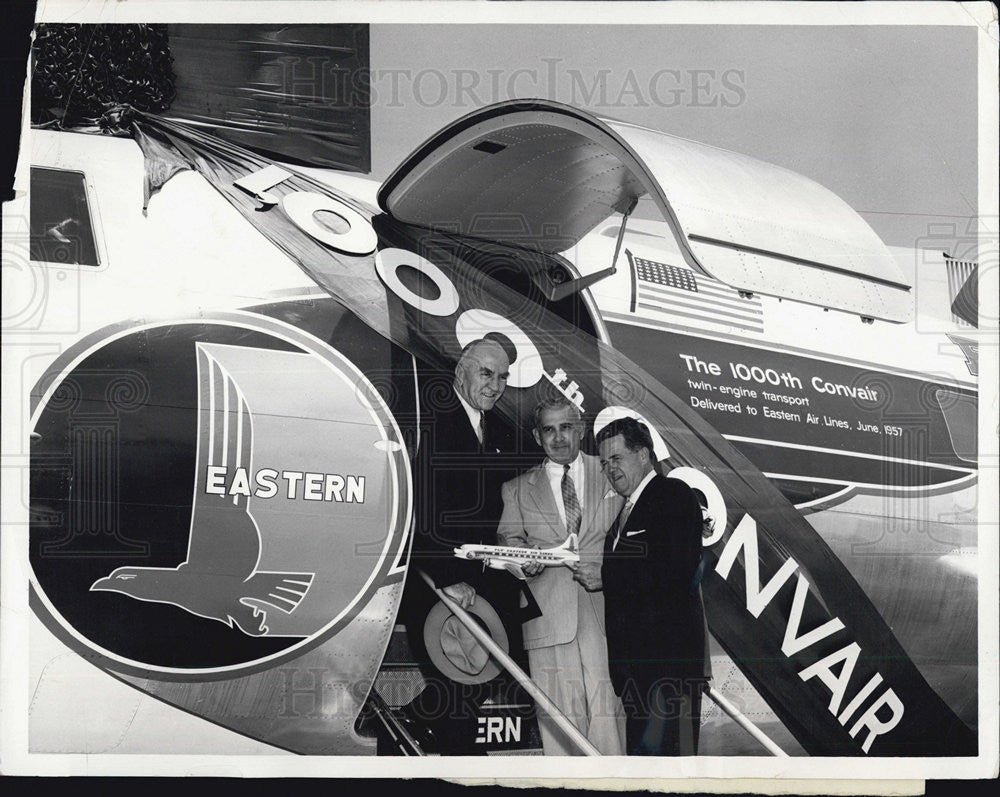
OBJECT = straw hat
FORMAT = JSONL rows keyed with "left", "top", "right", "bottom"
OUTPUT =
{"left": 423, "top": 597, "right": 509, "bottom": 685}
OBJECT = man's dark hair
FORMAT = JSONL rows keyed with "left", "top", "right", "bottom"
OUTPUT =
{"left": 595, "top": 416, "right": 655, "bottom": 458}
{"left": 532, "top": 396, "right": 582, "bottom": 430}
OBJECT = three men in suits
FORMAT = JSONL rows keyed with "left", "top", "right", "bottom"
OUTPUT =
{"left": 497, "top": 397, "right": 626, "bottom": 755}
{"left": 590, "top": 417, "right": 707, "bottom": 756}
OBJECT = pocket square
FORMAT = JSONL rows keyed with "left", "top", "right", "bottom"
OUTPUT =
{"left": 625, "top": 529, "right": 646, "bottom": 537}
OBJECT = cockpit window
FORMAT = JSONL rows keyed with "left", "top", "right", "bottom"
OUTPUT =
{"left": 30, "top": 167, "right": 100, "bottom": 267}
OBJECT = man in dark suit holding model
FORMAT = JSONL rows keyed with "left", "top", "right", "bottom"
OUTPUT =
{"left": 575, "top": 416, "right": 707, "bottom": 755}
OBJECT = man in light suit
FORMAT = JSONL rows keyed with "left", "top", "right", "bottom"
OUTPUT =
{"left": 497, "top": 397, "right": 626, "bottom": 755}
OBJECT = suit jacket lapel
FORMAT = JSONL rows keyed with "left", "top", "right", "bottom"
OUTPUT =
{"left": 618, "top": 475, "right": 656, "bottom": 543}
{"left": 579, "top": 455, "right": 605, "bottom": 535}
{"left": 609, "top": 479, "right": 648, "bottom": 552}
{"left": 437, "top": 388, "right": 481, "bottom": 452}
{"left": 527, "top": 465, "right": 564, "bottom": 537}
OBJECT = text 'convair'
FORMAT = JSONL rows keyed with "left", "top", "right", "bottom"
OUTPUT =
{"left": 713, "top": 513, "right": 903, "bottom": 754}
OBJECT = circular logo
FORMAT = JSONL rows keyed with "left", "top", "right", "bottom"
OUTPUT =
{"left": 29, "top": 309, "right": 412, "bottom": 679}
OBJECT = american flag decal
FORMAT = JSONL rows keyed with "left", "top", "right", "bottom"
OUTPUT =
{"left": 628, "top": 251, "right": 764, "bottom": 333}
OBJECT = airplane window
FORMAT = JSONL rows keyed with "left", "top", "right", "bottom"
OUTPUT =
{"left": 29, "top": 167, "right": 100, "bottom": 267}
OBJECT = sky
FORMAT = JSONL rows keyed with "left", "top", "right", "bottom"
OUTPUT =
{"left": 4, "top": 11, "right": 984, "bottom": 253}
{"left": 369, "top": 24, "right": 979, "bottom": 249}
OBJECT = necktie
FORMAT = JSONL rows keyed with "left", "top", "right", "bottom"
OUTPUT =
{"left": 476, "top": 412, "right": 485, "bottom": 446}
{"left": 561, "top": 464, "right": 582, "bottom": 537}
{"left": 613, "top": 499, "right": 633, "bottom": 551}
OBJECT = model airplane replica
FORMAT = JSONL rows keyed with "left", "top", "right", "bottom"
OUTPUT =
{"left": 454, "top": 534, "right": 580, "bottom": 580}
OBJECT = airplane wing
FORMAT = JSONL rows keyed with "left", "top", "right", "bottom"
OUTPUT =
{"left": 497, "top": 561, "right": 528, "bottom": 581}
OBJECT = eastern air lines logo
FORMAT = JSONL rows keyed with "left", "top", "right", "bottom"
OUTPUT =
{"left": 90, "top": 344, "right": 319, "bottom": 637}
{"left": 29, "top": 312, "right": 411, "bottom": 676}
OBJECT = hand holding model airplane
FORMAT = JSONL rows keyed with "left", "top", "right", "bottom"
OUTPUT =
{"left": 453, "top": 535, "right": 580, "bottom": 581}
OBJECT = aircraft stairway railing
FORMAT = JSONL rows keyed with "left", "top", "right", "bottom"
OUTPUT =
{"left": 406, "top": 568, "right": 788, "bottom": 757}
{"left": 418, "top": 568, "right": 602, "bottom": 756}
{"left": 702, "top": 685, "right": 789, "bottom": 757}
{"left": 364, "top": 689, "right": 427, "bottom": 756}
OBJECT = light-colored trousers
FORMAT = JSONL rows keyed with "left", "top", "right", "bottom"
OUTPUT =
{"left": 527, "top": 588, "right": 626, "bottom": 756}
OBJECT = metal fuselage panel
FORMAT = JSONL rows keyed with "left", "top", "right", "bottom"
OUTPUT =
{"left": 15, "top": 127, "right": 978, "bottom": 755}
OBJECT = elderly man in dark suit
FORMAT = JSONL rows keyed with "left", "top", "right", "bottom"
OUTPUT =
{"left": 399, "top": 336, "right": 526, "bottom": 752}
{"left": 409, "top": 336, "right": 514, "bottom": 610}
{"left": 578, "top": 416, "right": 707, "bottom": 756}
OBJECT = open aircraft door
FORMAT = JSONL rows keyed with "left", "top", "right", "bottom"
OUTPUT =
{"left": 372, "top": 101, "right": 978, "bottom": 758}
{"left": 378, "top": 99, "right": 912, "bottom": 323}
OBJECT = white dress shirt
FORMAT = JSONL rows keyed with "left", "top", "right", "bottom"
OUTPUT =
{"left": 543, "top": 452, "right": 585, "bottom": 530}
{"left": 626, "top": 467, "right": 656, "bottom": 507}
{"left": 454, "top": 387, "right": 483, "bottom": 443}
{"left": 613, "top": 467, "right": 656, "bottom": 550}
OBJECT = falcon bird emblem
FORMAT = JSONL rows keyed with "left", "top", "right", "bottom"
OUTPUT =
{"left": 91, "top": 345, "right": 314, "bottom": 636}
